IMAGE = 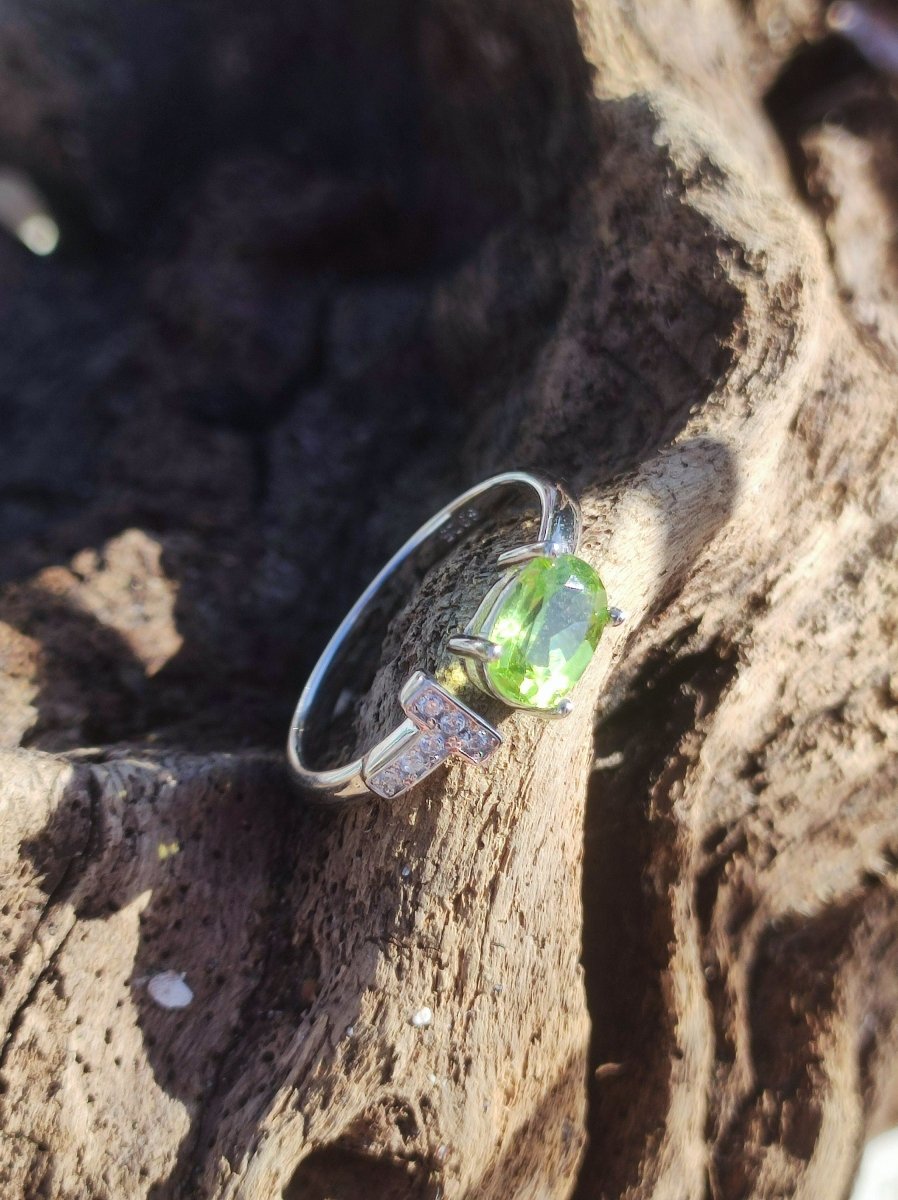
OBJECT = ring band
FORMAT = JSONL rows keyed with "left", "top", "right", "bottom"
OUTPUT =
{"left": 287, "top": 470, "right": 620, "bottom": 804}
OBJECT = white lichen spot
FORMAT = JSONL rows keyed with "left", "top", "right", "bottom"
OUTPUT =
{"left": 410, "top": 1006, "right": 432, "bottom": 1028}
{"left": 147, "top": 971, "right": 193, "bottom": 1009}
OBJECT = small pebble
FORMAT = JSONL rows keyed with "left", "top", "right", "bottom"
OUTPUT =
{"left": 410, "top": 1006, "right": 432, "bottom": 1028}
{"left": 147, "top": 971, "right": 193, "bottom": 1010}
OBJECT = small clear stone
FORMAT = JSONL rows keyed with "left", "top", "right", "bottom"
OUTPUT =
{"left": 376, "top": 767, "right": 403, "bottom": 796}
{"left": 461, "top": 727, "right": 491, "bottom": 755}
{"left": 438, "top": 710, "right": 466, "bottom": 737}
{"left": 419, "top": 732, "right": 445, "bottom": 759}
{"left": 399, "top": 749, "right": 426, "bottom": 776}
{"left": 418, "top": 693, "right": 445, "bottom": 719}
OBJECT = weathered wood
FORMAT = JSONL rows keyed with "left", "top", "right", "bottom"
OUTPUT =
{"left": 1, "top": 1, "right": 897, "bottom": 1197}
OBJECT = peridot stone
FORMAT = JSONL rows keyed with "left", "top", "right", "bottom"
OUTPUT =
{"left": 485, "top": 554, "right": 609, "bottom": 709}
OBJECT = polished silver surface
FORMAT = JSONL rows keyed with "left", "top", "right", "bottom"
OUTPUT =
{"left": 446, "top": 634, "right": 502, "bottom": 664}
{"left": 496, "top": 539, "right": 564, "bottom": 567}
{"left": 287, "top": 470, "right": 602, "bottom": 804}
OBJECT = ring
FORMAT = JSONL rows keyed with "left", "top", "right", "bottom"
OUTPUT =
{"left": 287, "top": 470, "right": 623, "bottom": 803}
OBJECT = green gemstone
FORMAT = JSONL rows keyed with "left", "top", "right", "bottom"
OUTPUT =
{"left": 485, "top": 554, "right": 609, "bottom": 709}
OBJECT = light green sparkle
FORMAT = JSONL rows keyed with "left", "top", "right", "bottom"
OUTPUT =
{"left": 485, "top": 554, "right": 609, "bottom": 709}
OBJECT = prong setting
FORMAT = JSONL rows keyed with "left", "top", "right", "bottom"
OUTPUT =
{"left": 497, "top": 540, "right": 564, "bottom": 568}
{"left": 447, "top": 634, "right": 503, "bottom": 664}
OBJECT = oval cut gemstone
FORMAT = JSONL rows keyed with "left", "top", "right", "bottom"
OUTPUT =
{"left": 485, "top": 554, "right": 609, "bottom": 708}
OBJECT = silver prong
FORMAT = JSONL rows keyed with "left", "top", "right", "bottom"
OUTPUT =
{"left": 497, "top": 540, "right": 559, "bottom": 567}
{"left": 447, "top": 634, "right": 503, "bottom": 664}
{"left": 609, "top": 607, "right": 626, "bottom": 627}
{"left": 546, "top": 697, "right": 574, "bottom": 719}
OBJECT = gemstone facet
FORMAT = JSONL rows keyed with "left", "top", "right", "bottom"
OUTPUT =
{"left": 418, "top": 694, "right": 445, "bottom": 720}
{"left": 438, "top": 710, "right": 466, "bottom": 737}
{"left": 399, "top": 750, "right": 426, "bottom": 776}
{"left": 374, "top": 766, "right": 404, "bottom": 797}
{"left": 483, "top": 554, "right": 609, "bottom": 709}
{"left": 419, "top": 732, "right": 446, "bottom": 759}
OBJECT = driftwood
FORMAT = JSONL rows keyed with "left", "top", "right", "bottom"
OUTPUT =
{"left": 1, "top": 1, "right": 898, "bottom": 1197}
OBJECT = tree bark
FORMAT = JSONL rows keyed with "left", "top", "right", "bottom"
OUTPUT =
{"left": 1, "top": 1, "right": 897, "bottom": 1198}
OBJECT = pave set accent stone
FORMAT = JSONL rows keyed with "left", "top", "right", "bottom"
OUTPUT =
{"left": 419, "top": 732, "right": 445, "bottom": 757}
{"left": 420, "top": 694, "right": 444, "bottom": 719}
{"left": 437, "top": 710, "right": 466, "bottom": 737}
{"left": 365, "top": 675, "right": 501, "bottom": 798}
{"left": 484, "top": 553, "right": 610, "bottom": 709}
{"left": 401, "top": 749, "right": 426, "bottom": 776}
{"left": 373, "top": 766, "right": 404, "bottom": 797}
{"left": 412, "top": 685, "right": 499, "bottom": 763}
{"left": 460, "top": 727, "right": 491, "bottom": 755}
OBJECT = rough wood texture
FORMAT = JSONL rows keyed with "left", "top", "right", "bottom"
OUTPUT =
{"left": 1, "top": 1, "right": 897, "bottom": 1197}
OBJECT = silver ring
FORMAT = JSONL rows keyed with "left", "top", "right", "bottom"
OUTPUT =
{"left": 287, "top": 470, "right": 622, "bottom": 804}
